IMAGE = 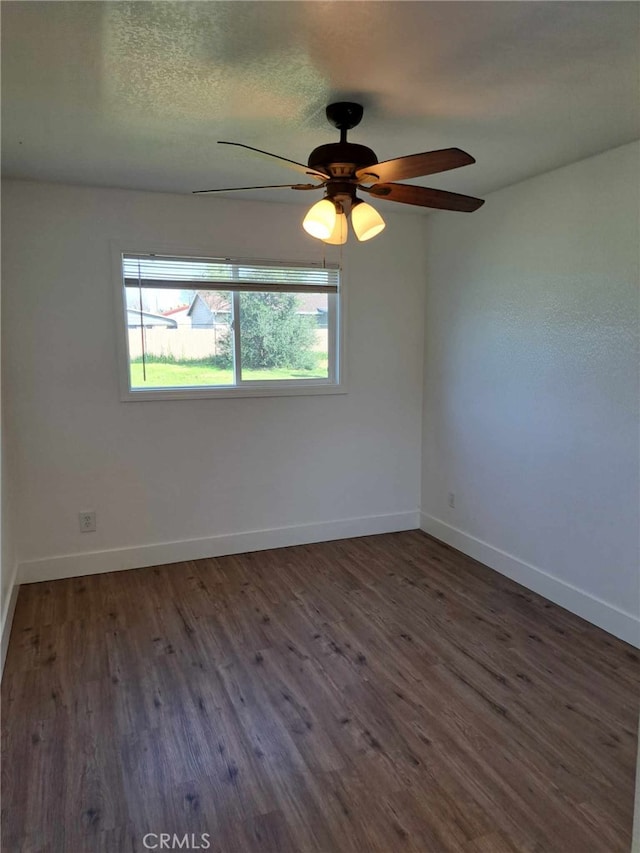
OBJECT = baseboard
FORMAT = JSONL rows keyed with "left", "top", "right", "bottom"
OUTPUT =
{"left": 17, "top": 510, "right": 421, "bottom": 585}
{"left": 1, "top": 563, "right": 20, "bottom": 678}
{"left": 420, "top": 513, "right": 640, "bottom": 649}
{"left": 633, "top": 733, "right": 640, "bottom": 853}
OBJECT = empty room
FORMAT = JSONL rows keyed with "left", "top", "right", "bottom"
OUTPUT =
{"left": 1, "top": 2, "right": 639, "bottom": 851}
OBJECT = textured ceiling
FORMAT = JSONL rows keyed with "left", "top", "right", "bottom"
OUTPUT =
{"left": 2, "top": 1, "right": 639, "bottom": 208}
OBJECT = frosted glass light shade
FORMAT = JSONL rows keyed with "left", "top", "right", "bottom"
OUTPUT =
{"left": 303, "top": 199, "right": 337, "bottom": 240}
{"left": 351, "top": 201, "right": 386, "bottom": 241}
{"left": 322, "top": 212, "right": 348, "bottom": 245}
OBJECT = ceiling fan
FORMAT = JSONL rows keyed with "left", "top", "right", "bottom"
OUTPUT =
{"left": 194, "top": 102, "right": 484, "bottom": 244}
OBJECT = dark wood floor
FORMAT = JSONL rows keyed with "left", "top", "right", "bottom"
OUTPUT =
{"left": 1, "top": 531, "right": 638, "bottom": 852}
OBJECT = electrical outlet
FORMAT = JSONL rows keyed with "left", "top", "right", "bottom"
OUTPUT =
{"left": 447, "top": 492, "right": 456, "bottom": 509}
{"left": 79, "top": 511, "right": 96, "bottom": 532}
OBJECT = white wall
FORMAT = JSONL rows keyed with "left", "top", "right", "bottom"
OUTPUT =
{"left": 421, "top": 142, "right": 640, "bottom": 646}
{"left": 2, "top": 180, "right": 425, "bottom": 582}
{"left": 1, "top": 252, "right": 19, "bottom": 670}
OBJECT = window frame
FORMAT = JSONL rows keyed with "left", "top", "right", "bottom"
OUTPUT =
{"left": 111, "top": 241, "right": 347, "bottom": 401}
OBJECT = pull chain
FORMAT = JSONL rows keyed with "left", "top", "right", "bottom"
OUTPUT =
{"left": 137, "top": 260, "right": 147, "bottom": 382}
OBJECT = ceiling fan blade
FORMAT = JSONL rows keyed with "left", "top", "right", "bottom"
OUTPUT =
{"left": 356, "top": 148, "right": 475, "bottom": 184}
{"left": 193, "top": 183, "right": 321, "bottom": 195}
{"left": 218, "top": 141, "right": 329, "bottom": 180}
{"left": 366, "top": 182, "right": 484, "bottom": 212}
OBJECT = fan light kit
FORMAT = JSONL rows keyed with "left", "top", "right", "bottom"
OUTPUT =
{"left": 194, "top": 102, "right": 485, "bottom": 244}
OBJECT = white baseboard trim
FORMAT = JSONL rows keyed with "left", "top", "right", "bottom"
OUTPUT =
{"left": 420, "top": 513, "right": 640, "bottom": 649}
{"left": 18, "top": 510, "right": 421, "bottom": 585}
{"left": 1, "top": 563, "right": 20, "bottom": 678}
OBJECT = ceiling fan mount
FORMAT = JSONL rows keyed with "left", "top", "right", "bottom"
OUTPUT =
{"left": 324, "top": 101, "right": 364, "bottom": 132}
{"left": 194, "top": 101, "right": 485, "bottom": 241}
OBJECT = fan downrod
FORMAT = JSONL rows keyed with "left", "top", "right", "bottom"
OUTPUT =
{"left": 326, "top": 102, "right": 364, "bottom": 132}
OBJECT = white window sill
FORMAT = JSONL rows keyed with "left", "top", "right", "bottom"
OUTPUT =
{"left": 120, "top": 382, "right": 347, "bottom": 402}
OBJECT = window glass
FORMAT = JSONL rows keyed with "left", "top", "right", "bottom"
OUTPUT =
{"left": 127, "top": 288, "right": 234, "bottom": 389}
{"left": 239, "top": 291, "right": 329, "bottom": 382}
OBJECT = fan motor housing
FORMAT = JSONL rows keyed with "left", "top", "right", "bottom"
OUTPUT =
{"left": 308, "top": 142, "right": 378, "bottom": 179}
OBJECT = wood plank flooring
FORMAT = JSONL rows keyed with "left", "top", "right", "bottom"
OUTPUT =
{"left": 1, "top": 531, "right": 638, "bottom": 852}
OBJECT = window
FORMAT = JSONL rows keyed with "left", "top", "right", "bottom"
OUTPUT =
{"left": 115, "top": 251, "right": 344, "bottom": 400}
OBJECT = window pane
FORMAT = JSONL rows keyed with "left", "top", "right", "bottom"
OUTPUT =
{"left": 127, "top": 288, "right": 234, "bottom": 388}
{"left": 239, "top": 291, "right": 329, "bottom": 381}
